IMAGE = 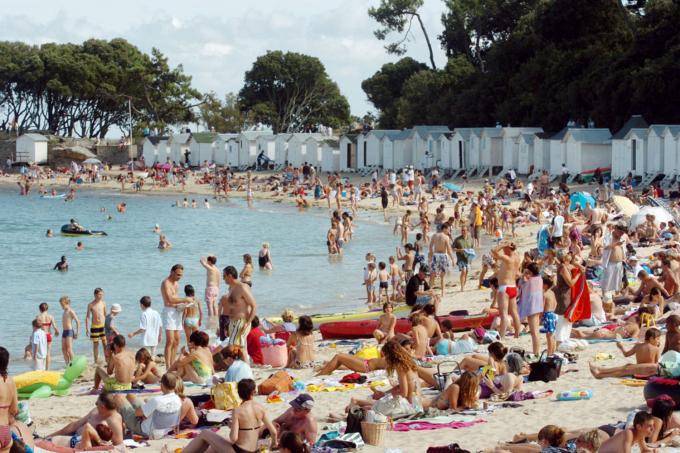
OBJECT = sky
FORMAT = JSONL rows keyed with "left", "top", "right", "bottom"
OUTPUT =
{"left": 0, "top": 0, "right": 449, "bottom": 120}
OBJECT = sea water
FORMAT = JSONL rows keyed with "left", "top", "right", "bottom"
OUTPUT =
{"left": 0, "top": 189, "right": 400, "bottom": 371}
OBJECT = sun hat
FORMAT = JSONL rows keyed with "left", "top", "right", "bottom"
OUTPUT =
{"left": 111, "top": 304, "right": 122, "bottom": 314}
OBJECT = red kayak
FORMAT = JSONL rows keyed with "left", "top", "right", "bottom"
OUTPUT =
{"left": 320, "top": 312, "right": 497, "bottom": 340}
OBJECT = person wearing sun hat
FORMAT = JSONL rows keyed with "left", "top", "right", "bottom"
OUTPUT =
{"left": 272, "top": 393, "right": 318, "bottom": 446}
{"left": 104, "top": 303, "right": 122, "bottom": 345}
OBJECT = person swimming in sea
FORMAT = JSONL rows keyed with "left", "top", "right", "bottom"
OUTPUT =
{"left": 158, "top": 234, "right": 172, "bottom": 250}
{"left": 54, "top": 256, "right": 69, "bottom": 271}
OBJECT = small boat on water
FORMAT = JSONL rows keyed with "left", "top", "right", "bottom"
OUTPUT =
{"left": 60, "top": 225, "right": 107, "bottom": 237}
{"left": 40, "top": 193, "right": 66, "bottom": 199}
{"left": 319, "top": 312, "right": 497, "bottom": 340}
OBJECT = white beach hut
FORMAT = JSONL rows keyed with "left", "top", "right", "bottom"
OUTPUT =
{"left": 339, "top": 134, "right": 358, "bottom": 171}
{"left": 142, "top": 136, "right": 166, "bottom": 165}
{"left": 304, "top": 135, "right": 322, "bottom": 167}
{"left": 15, "top": 133, "right": 48, "bottom": 164}
{"left": 480, "top": 126, "right": 504, "bottom": 176}
{"left": 214, "top": 134, "right": 238, "bottom": 165}
{"left": 225, "top": 136, "right": 240, "bottom": 167}
{"left": 563, "top": 128, "right": 612, "bottom": 177}
{"left": 611, "top": 115, "right": 650, "bottom": 179}
{"left": 361, "top": 130, "right": 400, "bottom": 168}
{"left": 320, "top": 138, "right": 340, "bottom": 173}
{"left": 449, "top": 128, "right": 481, "bottom": 173}
{"left": 531, "top": 133, "right": 552, "bottom": 176}
{"left": 188, "top": 132, "right": 218, "bottom": 165}
{"left": 274, "top": 134, "right": 292, "bottom": 166}
{"left": 438, "top": 132, "right": 455, "bottom": 170}
{"left": 238, "top": 131, "right": 272, "bottom": 167}
{"left": 256, "top": 134, "right": 277, "bottom": 163}
{"left": 156, "top": 137, "right": 170, "bottom": 164}
{"left": 287, "top": 133, "right": 322, "bottom": 167}
{"left": 663, "top": 126, "right": 680, "bottom": 179}
{"left": 169, "top": 133, "right": 192, "bottom": 165}
{"left": 647, "top": 125, "right": 675, "bottom": 176}
{"left": 410, "top": 126, "right": 450, "bottom": 170}
{"left": 501, "top": 127, "right": 543, "bottom": 173}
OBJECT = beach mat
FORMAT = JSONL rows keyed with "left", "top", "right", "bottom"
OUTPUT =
{"left": 586, "top": 338, "right": 635, "bottom": 344}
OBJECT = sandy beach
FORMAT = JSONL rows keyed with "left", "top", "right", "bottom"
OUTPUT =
{"left": 1, "top": 171, "right": 670, "bottom": 452}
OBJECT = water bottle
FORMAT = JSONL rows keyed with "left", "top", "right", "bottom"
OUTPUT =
{"left": 412, "top": 392, "right": 423, "bottom": 413}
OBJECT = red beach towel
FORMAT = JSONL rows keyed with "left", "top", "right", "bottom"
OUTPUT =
{"left": 566, "top": 268, "right": 591, "bottom": 322}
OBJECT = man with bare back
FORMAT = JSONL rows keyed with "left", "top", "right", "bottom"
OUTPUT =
{"left": 200, "top": 256, "right": 220, "bottom": 317}
{"left": 491, "top": 241, "right": 522, "bottom": 339}
{"left": 161, "top": 264, "right": 192, "bottom": 367}
{"left": 428, "top": 224, "right": 455, "bottom": 297}
{"left": 219, "top": 265, "right": 257, "bottom": 362}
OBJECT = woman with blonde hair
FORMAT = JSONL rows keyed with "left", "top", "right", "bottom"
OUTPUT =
{"left": 258, "top": 242, "right": 273, "bottom": 270}
{"left": 174, "top": 377, "right": 199, "bottom": 428}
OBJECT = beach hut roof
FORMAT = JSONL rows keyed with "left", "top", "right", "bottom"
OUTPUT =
{"left": 191, "top": 132, "right": 218, "bottom": 144}
{"left": 481, "top": 127, "right": 504, "bottom": 138}
{"left": 365, "top": 129, "right": 400, "bottom": 140}
{"left": 452, "top": 128, "right": 482, "bottom": 140}
{"left": 320, "top": 138, "right": 340, "bottom": 148}
{"left": 341, "top": 134, "right": 358, "bottom": 144}
{"left": 216, "top": 133, "right": 239, "bottom": 141}
{"left": 147, "top": 136, "right": 169, "bottom": 145}
{"left": 240, "top": 130, "right": 271, "bottom": 140}
{"left": 622, "top": 128, "right": 649, "bottom": 140}
{"left": 612, "top": 114, "right": 648, "bottom": 140}
{"left": 170, "top": 133, "right": 192, "bottom": 144}
{"left": 664, "top": 126, "right": 680, "bottom": 138}
{"left": 411, "top": 125, "right": 450, "bottom": 140}
{"left": 649, "top": 124, "right": 677, "bottom": 136}
{"left": 565, "top": 128, "right": 611, "bottom": 144}
{"left": 502, "top": 127, "right": 543, "bottom": 138}
{"left": 20, "top": 133, "right": 48, "bottom": 142}
{"left": 520, "top": 133, "right": 536, "bottom": 145}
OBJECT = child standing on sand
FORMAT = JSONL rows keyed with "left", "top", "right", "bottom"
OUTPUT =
{"left": 59, "top": 296, "right": 80, "bottom": 365}
{"left": 31, "top": 319, "right": 48, "bottom": 371}
{"left": 36, "top": 302, "right": 59, "bottom": 370}
{"left": 542, "top": 276, "right": 557, "bottom": 356}
{"left": 104, "top": 304, "right": 122, "bottom": 345}
{"left": 377, "top": 262, "right": 390, "bottom": 304}
{"left": 389, "top": 256, "right": 402, "bottom": 301}
{"left": 366, "top": 262, "right": 378, "bottom": 306}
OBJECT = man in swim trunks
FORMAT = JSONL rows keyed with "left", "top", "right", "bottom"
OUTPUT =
{"left": 272, "top": 394, "right": 318, "bottom": 446}
{"left": 452, "top": 225, "right": 474, "bottom": 292}
{"left": 428, "top": 224, "right": 455, "bottom": 297}
{"left": 86, "top": 288, "right": 107, "bottom": 364}
{"left": 92, "top": 335, "right": 135, "bottom": 392}
{"left": 220, "top": 266, "right": 257, "bottom": 363}
{"left": 59, "top": 296, "right": 80, "bottom": 366}
{"left": 161, "top": 264, "right": 193, "bottom": 368}
{"left": 200, "top": 256, "right": 220, "bottom": 318}
{"left": 492, "top": 241, "right": 522, "bottom": 340}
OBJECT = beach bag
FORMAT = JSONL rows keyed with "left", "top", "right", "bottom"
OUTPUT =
{"left": 258, "top": 370, "right": 293, "bottom": 395}
{"left": 261, "top": 343, "right": 288, "bottom": 368}
{"left": 345, "top": 405, "right": 365, "bottom": 434}
{"left": 433, "top": 361, "right": 461, "bottom": 391}
{"left": 372, "top": 394, "right": 415, "bottom": 419}
{"left": 211, "top": 381, "right": 241, "bottom": 410}
{"left": 528, "top": 351, "right": 562, "bottom": 383}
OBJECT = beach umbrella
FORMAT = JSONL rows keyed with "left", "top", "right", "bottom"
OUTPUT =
{"left": 612, "top": 195, "right": 639, "bottom": 217}
{"left": 630, "top": 206, "right": 674, "bottom": 229}
{"left": 569, "top": 192, "right": 596, "bottom": 212}
{"left": 82, "top": 158, "right": 102, "bottom": 165}
{"left": 442, "top": 182, "right": 462, "bottom": 192}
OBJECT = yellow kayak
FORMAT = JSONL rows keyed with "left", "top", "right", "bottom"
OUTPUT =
{"left": 268, "top": 304, "right": 411, "bottom": 328}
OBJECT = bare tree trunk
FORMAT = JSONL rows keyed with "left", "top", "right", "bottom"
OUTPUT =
{"left": 414, "top": 13, "right": 437, "bottom": 70}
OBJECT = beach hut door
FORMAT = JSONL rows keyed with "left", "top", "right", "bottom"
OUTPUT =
{"left": 363, "top": 142, "right": 367, "bottom": 168}
{"left": 632, "top": 140, "right": 637, "bottom": 172}
{"left": 459, "top": 142, "right": 465, "bottom": 168}
{"left": 347, "top": 144, "right": 352, "bottom": 168}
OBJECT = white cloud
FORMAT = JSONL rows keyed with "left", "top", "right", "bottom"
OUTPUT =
{"left": 171, "top": 17, "right": 183, "bottom": 29}
{"left": 200, "top": 42, "right": 233, "bottom": 57}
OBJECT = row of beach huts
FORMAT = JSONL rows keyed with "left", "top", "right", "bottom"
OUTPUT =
{"left": 15, "top": 114, "right": 680, "bottom": 184}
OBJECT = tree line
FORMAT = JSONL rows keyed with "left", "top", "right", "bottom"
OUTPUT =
{"left": 364, "top": 0, "right": 680, "bottom": 133}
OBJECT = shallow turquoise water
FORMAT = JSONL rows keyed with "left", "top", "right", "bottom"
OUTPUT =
{"left": 0, "top": 188, "right": 398, "bottom": 371}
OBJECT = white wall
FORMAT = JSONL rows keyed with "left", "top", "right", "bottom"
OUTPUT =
{"left": 611, "top": 140, "right": 629, "bottom": 179}
{"left": 320, "top": 145, "right": 340, "bottom": 172}
{"left": 647, "top": 131, "right": 664, "bottom": 174}
{"left": 339, "top": 138, "right": 355, "bottom": 171}
{"left": 142, "top": 141, "right": 157, "bottom": 165}
{"left": 382, "top": 139, "right": 394, "bottom": 170}
{"left": 581, "top": 143, "right": 612, "bottom": 171}
{"left": 365, "top": 135, "right": 382, "bottom": 167}
{"left": 664, "top": 133, "right": 679, "bottom": 175}
{"left": 549, "top": 140, "right": 565, "bottom": 175}
{"left": 517, "top": 139, "right": 531, "bottom": 174}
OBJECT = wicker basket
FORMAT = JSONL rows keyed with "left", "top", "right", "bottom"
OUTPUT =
{"left": 361, "top": 421, "right": 388, "bottom": 446}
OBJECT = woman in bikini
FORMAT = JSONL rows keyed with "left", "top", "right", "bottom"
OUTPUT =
{"left": 167, "top": 331, "right": 214, "bottom": 385}
{"left": 286, "top": 316, "right": 316, "bottom": 369}
{"left": 240, "top": 254, "right": 253, "bottom": 287}
{"left": 181, "top": 285, "right": 201, "bottom": 346}
{"left": 0, "top": 347, "right": 19, "bottom": 452}
{"left": 171, "top": 379, "right": 277, "bottom": 453}
{"left": 429, "top": 371, "right": 479, "bottom": 411}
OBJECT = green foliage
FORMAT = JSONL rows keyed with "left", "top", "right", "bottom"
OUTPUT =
{"left": 363, "top": 0, "right": 680, "bottom": 131}
{"left": 361, "top": 57, "right": 428, "bottom": 128}
{"left": 238, "top": 51, "right": 350, "bottom": 133}
{"left": 199, "top": 92, "right": 246, "bottom": 133}
{"left": 0, "top": 39, "right": 200, "bottom": 137}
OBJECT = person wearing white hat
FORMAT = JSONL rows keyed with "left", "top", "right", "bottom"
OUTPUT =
{"left": 105, "top": 304, "right": 122, "bottom": 345}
